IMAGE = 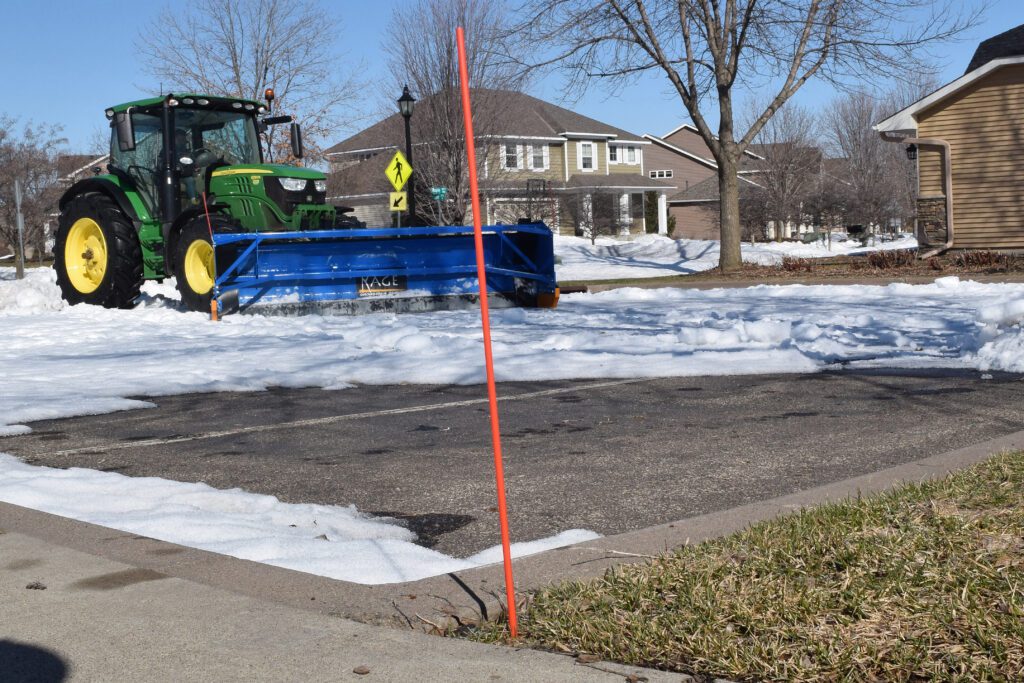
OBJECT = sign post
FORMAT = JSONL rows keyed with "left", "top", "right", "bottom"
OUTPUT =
{"left": 430, "top": 186, "right": 448, "bottom": 225}
{"left": 456, "top": 25, "right": 518, "bottom": 638}
{"left": 14, "top": 179, "right": 26, "bottom": 280}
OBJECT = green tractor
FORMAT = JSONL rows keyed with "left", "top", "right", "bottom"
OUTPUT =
{"left": 55, "top": 91, "right": 355, "bottom": 312}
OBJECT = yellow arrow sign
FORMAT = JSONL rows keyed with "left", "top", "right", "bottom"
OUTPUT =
{"left": 389, "top": 191, "right": 408, "bottom": 212}
{"left": 385, "top": 150, "right": 412, "bottom": 191}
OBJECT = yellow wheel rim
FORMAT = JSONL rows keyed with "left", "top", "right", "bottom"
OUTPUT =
{"left": 184, "top": 239, "right": 215, "bottom": 295}
{"left": 65, "top": 218, "right": 108, "bottom": 294}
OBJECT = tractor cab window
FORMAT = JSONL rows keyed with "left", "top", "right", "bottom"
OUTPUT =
{"left": 110, "top": 111, "right": 162, "bottom": 212}
{"left": 175, "top": 109, "right": 261, "bottom": 168}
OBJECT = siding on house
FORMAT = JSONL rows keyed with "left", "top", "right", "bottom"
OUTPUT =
{"left": 916, "top": 64, "right": 1024, "bottom": 248}
{"left": 662, "top": 127, "right": 716, "bottom": 161}
{"left": 670, "top": 204, "right": 719, "bottom": 240}
{"left": 644, "top": 142, "right": 716, "bottom": 190}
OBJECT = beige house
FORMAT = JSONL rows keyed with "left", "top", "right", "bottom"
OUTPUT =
{"left": 325, "top": 90, "right": 675, "bottom": 236}
{"left": 874, "top": 24, "right": 1024, "bottom": 253}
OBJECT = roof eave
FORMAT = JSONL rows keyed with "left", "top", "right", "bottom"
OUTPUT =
{"left": 874, "top": 55, "right": 1024, "bottom": 133}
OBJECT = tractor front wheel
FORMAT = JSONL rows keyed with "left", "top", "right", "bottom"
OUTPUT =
{"left": 173, "top": 218, "right": 226, "bottom": 313}
{"left": 54, "top": 194, "right": 143, "bottom": 308}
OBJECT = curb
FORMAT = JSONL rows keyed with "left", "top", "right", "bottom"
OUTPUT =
{"left": 2, "top": 427, "right": 1023, "bottom": 631}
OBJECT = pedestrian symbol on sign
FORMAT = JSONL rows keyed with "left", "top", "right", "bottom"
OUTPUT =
{"left": 385, "top": 150, "right": 412, "bottom": 192}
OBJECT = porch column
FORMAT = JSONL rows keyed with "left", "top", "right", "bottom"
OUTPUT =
{"left": 583, "top": 193, "right": 594, "bottom": 235}
{"left": 657, "top": 192, "right": 668, "bottom": 235}
{"left": 620, "top": 193, "right": 631, "bottom": 235}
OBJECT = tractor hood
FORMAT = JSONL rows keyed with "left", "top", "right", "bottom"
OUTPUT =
{"left": 210, "top": 164, "right": 326, "bottom": 181}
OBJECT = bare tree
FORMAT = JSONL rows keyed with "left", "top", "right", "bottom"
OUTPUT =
{"left": 825, "top": 91, "right": 900, "bottom": 233}
{"left": 745, "top": 103, "right": 821, "bottom": 240}
{"left": 0, "top": 116, "right": 65, "bottom": 275}
{"left": 383, "top": 0, "right": 525, "bottom": 225}
{"left": 137, "top": 0, "right": 361, "bottom": 163}
{"left": 516, "top": 0, "right": 983, "bottom": 271}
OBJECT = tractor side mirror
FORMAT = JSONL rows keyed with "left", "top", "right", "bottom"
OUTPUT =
{"left": 290, "top": 122, "right": 303, "bottom": 159}
{"left": 115, "top": 112, "right": 136, "bottom": 152}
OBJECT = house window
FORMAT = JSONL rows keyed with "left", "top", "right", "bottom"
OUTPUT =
{"left": 609, "top": 145, "right": 618, "bottom": 163}
{"left": 649, "top": 170, "right": 673, "bottom": 179}
{"left": 626, "top": 146, "right": 637, "bottom": 163}
{"left": 529, "top": 144, "right": 548, "bottom": 170}
{"left": 503, "top": 143, "right": 520, "bottom": 170}
{"left": 579, "top": 142, "right": 594, "bottom": 171}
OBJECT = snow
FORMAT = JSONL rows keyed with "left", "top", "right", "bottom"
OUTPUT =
{"left": 2, "top": 261, "right": 1023, "bottom": 585}
{"left": 0, "top": 453, "right": 597, "bottom": 584}
{"left": 554, "top": 233, "right": 918, "bottom": 281}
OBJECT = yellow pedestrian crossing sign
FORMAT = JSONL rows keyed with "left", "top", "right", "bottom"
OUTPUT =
{"left": 389, "top": 191, "right": 408, "bottom": 212}
{"left": 385, "top": 150, "right": 412, "bottom": 191}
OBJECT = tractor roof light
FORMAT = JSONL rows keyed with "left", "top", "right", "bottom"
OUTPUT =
{"left": 264, "top": 88, "right": 275, "bottom": 102}
{"left": 197, "top": 99, "right": 209, "bottom": 105}
{"left": 104, "top": 109, "right": 114, "bottom": 119}
{"left": 257, "top": 105, "right": 267, "bottom": 114}
{"left": 244, "top": 103, "right": 255, "bottom": 111}
{"left": 168, "top": 98, "right": 179, "bottom": 106}
{"left": 182, "top": 98, "right": 195, "bottom": 105}
{"left": 232, "top": 102, "right": 242, "bottom": 109}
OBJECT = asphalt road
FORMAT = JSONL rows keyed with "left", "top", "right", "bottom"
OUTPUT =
{"left": 2, "top": 369, "right": 1022, "bottom": 557}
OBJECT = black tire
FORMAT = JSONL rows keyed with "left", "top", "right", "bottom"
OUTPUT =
{"left": 172, "top": 215, "right": 232, "bottom": 313}
{"left": 54, "top": 193, "right": 143, "bottom": 308}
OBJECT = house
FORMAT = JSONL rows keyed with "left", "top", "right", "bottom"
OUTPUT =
{"left": 874, "top": 23, "right": 1024, "bottom": 253}
{"left": 325, "top": 89, "right": 676, "bottom": 236}
{"left": 57, "top": 153, "right": 109, "bottom": 187}
{"left": 642, "top": 124, "right": 763, "bottom": 240}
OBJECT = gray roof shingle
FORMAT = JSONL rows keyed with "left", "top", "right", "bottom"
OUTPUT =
{"left": 326, "top": 89, "right": 645, "bottom": 156}
{"left": 966, "top": 23, "right": 1024, "bottom": 74}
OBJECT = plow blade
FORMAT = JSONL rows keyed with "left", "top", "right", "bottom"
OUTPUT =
{"left": 211, "top": 223, "right": 558, "bottom": 315}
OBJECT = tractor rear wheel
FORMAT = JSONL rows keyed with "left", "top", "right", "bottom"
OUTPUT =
{"left": 173, "top": 216, "right": 229, "bottom": 313}
{"left": 54, "top": 194, "right": 143, "bottom": 308}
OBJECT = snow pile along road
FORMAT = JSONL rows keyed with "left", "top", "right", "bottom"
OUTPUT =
{"left": 0, "top": 453, "right": 597, "bottom": 584}
{"left": 554, "top": 233, "right": 918, "bottom": 281}
{"left": 1, "top": 267, "right": 1022, "bottom": 437}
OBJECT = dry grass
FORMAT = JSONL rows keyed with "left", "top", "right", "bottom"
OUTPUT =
{"left": 470, "top": 452, "right": 1024, "bottom": 682}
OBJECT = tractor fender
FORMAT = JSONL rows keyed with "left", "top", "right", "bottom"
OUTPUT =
{"left": 59, "top": 178, "right": 142, "bottom": 229}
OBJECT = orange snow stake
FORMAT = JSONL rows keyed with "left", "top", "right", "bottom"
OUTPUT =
{"left": 457, "top": 25, "right": 518, "bottom": 638}
{"left": 209, "top": 299, "right": 219, "bottom": 321}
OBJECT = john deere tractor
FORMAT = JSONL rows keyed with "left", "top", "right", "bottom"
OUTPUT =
{"left": 55, "top": 91, "right": 356, "bottom": 312}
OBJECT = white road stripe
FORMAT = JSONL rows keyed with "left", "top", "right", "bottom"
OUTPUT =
{"left": 40, "top": 379, "right": 647, "bottom": 457}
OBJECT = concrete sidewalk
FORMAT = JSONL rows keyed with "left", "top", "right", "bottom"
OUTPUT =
{"left": 3, "top": 427, "right": 1022, "bottom": 681}
{"left": 0, "top": 530, "right": 681, "bottom": 682}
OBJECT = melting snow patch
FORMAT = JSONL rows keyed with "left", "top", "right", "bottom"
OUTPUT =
{"left": 0, "top": 454, "right": 599, "bottom": 584}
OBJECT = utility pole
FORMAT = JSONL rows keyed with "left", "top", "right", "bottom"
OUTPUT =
{"left": 14, "top": 179, "right": 26, "bottom": 280}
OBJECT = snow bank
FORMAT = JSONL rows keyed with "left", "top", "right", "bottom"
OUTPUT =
{"left": 554, "top": 233, "right": 918, "bottom": 281}
{"left": 0, "top": 453, "right": 598, "bottom": 584}
{"left": 1, "top": 267, "right": 1020, "bottom": 437}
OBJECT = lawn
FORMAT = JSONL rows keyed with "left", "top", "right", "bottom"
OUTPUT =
{"left": 472, "top": 452, "right": 1024, "bottom": 682}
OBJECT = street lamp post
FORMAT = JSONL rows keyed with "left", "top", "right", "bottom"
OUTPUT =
{"left": 398, "top": 85, "right": 416, "bottom": 226}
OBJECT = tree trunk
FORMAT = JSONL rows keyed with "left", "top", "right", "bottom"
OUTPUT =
{"left": 718, "top": 158, "right": 742, "bottom": 272}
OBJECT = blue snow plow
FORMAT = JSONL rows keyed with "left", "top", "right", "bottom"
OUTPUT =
{"left": 211, "top": 222, "right": 559, "bottom": 315}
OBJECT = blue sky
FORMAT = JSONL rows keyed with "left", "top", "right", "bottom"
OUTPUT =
{"left": 1, "top": 0, "right": 1019, "bottom": 152}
